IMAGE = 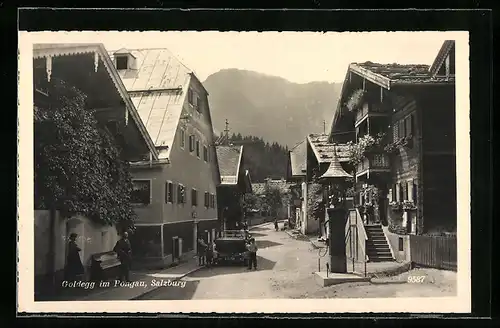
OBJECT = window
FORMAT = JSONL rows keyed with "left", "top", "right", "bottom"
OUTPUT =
{"left": 404, "top": 115, "right": 414, "bottom": 137}
{"left": 196, "top": 140, "right": 200, "bottom": 158}
{"left": 204, "top": 192, "right": 209, "bottom": 208}
{"left": 203, "top": 145, "right": 208, "bottom": 162}
{"left": 165, "top": 181, "right": 174, "bottom": 203}
{"left": 196, "top": 97, "right": 202, "bottom": 113}
{"left": 180, "top": 129, "right": 185, "bottom": 149}
{"left": 404, "top": 182, "right": 409, "bottom": 201}
{"left": 188, "top": 89, "right": 194, "bottom": 105}
{"left": 189, "top": 135, "right": 195, "bottom": 152}
{"left": 191, "top": 189, "right": 198, "bottom": 206}
{"left": 212, "top": 194, "right": 216, "bottom": 208}
{"left": 392, "top": 184, "right": 397, "bottom": 202}
{"left": 413, "top": 182, "right": 418, "bottom": 204}
{"left": 116, "top": 56, "right": 128, "bottom": 70}
{"left": 399, "top": 120, "right": 405, "bottom": 140}
{"left": 177, "top": 184, "right": 186, "bottom": 204}
{"left": 131, "top": 180, "right": 151, "bottom": 205}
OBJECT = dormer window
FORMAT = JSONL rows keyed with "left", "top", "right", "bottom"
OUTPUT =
{"left": 113, "top": 48, "right": 136, "bottom": 70}
{"left": 116, "top": 56, "right": 128, "bottom": 70}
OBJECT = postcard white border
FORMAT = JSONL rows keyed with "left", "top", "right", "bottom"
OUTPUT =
{"left": 18, "top": 31, "right": 471, "bottom": 314}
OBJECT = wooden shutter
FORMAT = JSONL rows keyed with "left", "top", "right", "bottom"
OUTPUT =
{"left": 395, "top": 183, "right": 400, "bottom": 202}
{"left": 393, "top": 124, "right": 399, "bottom": 142}
{"left": 388, "top": 188, "right": 393, "bottom": 201}
{"left": 399, "top": 120, "right": 405, "bottom": 139}
{"left": 408, "top": 181, "right": 413, "bottom": 201}
{"left": 408, "top": 114, "right": 414, "bottom": 136}
{"left": 413, "top": 181, "right": 418, "bottom": 204}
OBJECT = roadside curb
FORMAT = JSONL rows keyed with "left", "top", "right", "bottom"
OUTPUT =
{"left": 131, "top": 264, "right": 205, "bottom": 300}
{"left": 353, "top": 261, "right": 413, "bottom": 279}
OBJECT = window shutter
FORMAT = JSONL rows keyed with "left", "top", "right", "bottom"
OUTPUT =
{"left": 408, "top": 181, "right": 413, "bottom": 201}
{"left": 399, "top": 120, "right": 405, "bottom": 139}
{"left": 395, "top": 183, "right": 400, "bottom": 202}
{"left": 388, "top": 188, "right": 393, "bottom": 201}
{"left": 393, "top": 124, "right": 399, "bottom": 142}
{"left": 409, "top": 114, "right": 414, "bottom": 136}
{"left": 413, "top": 182, "right": 418, "bottom": 204}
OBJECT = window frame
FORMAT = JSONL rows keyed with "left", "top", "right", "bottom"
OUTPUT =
{"left": 177, "top": 184, "right": 186, "bottom": 204}
{"left": 115, "top": 56, "right": 128, "bottom": 70}
{"left": 191, "top": 188, "right": 198, "bottom": 207}
{"left": 165, "top": 181, "right": 174, "bottom": 204}
{"left": 203, "top": 145, "right": 208, "bottom": 162}
{"left": 131, "top": 179, "right": 152, "bottom": 205}
{"left": 180, "top": 129, "right": 186, "bottom": 149}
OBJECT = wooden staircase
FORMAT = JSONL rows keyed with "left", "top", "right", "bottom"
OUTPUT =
{"left": 365, "top": 224, "right": 394, "bottom": 262}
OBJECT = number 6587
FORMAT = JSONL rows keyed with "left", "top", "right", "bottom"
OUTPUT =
{"left": 407, "top": 276, "right": 426, "bottom": 283}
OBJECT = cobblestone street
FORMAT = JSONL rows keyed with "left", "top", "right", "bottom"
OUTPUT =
{"left": 137, "top": 223, "right": 457, "bottom": 300}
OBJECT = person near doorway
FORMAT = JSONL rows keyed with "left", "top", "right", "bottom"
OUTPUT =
{"left": 64, "top": 233, "right": 85, "bottom": 281}
{"left": 246, "top": 238, "right": 258, "bottom": 270}
{"left": 197, "top": 236, "right": 207, "bottom": 266}
{"left": 205, "top": 241, "right": 214, "bottom": 268}
{"left": 113, "top": 231, "right": 133, "bottom": 282}
{"left": 274, "top": 218, "right": 279, "bottom": 231}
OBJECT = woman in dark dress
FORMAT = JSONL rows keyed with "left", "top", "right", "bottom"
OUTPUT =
{"left": 64, "top": 233, "right": 84, "bottom": 280}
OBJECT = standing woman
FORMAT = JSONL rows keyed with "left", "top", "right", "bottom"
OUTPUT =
{"left": 64, "top": 233, "right": 84, "bottom": 281}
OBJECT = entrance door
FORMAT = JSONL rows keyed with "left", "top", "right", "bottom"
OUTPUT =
{"left": 380, "top": 197, "right": 388, "bottom": 226}
{"left": 172, "top": 237, "right": 180, "bottom": 260}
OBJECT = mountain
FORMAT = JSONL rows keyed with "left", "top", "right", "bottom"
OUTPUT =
{"left": 203, "top": 69, "right": 342, "bottom": 147}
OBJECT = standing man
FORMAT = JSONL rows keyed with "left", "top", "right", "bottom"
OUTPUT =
{"left": 113, "top": 231, "right": 132, "bottom": 282}
{"left": 197, "top": 235, "right": 207, "bottom": 266}
{"left": 246, "top": 238, "right": 258, "bottom": 270}
{"left": 274, "top": 218, "right": 279, "bottom": 231}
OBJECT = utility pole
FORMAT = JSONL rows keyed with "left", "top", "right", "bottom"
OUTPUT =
{"left": 323, "top": 120, "right": 326, "bottom": 135}
{"left": 224, "top": 119, "right": 230, "bottom": 145}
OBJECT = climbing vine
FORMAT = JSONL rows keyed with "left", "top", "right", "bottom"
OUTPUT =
{"left": 34, "top": 78, "right": 137, "bottom": 229}
{"left": 307, "top": 177, "right": 325, "bottom": 221}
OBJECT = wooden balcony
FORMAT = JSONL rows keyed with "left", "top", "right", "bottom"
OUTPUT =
{"left": 355, "top": 103, "right": 389, "bottom": 127}
{"left": 356, "top": 154, "right": 390, "bottom": 179}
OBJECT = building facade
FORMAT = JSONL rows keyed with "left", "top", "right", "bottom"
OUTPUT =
{"left": 109, "top": 48, "right": 221, "bottom": 266}
{"left": 329, "top": 40, "right": 456, "bottom": 237}
{"left": 33, "top": 44, "right": 157, "bottom": 296}
{"left": 215, "top": 145, "right": 253, "bottom": 230}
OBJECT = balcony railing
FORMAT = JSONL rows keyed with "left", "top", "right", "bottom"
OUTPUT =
{"left": 355, "top": 102, "right": 389, "bottom": 125}
{"left": 356, "top": 154, "right": 390, "bottom": 177}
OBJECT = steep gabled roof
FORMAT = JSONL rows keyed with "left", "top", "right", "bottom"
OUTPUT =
{"left": 109, "top": 48, "right": 200, "bottom": 159}
{"left": 429, "top": 40, "right": 455, "bottom": 77}
{"left": 113, "top": 48, "right": 137, "bottom": 58}
{"left": 33, "top": 43, "right": 159, "bottom": 160}
{"left": 307, "top": 134, "right": 350, "bottom": 164}
{"left": 289, "top": 140, "right": 307, "bottom": 177}
{"left": 329, "top": 40, "right": 456, "bottom": 139}
{"left": 216, "top": 145, "right": 244, "bottom": 186}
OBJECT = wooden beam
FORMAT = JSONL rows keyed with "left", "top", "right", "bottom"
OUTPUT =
{"left": 349, "top": 64, "right": 391, "bottom": 90}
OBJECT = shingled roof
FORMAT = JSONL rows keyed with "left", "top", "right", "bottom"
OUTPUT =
{"left": 109, "top": 48, "right": 196, "bottom": 159}
{"left": 252, "top": 179, "right": 292, "bottom": 195}
{"left": 307, "top": 134, "right": 350, "bottom": 164}
{"left": 216, "top": 145, "right": 243, "bottom": 185}
{"left": 289, "top": 140, "right": 307, "bottom": 177}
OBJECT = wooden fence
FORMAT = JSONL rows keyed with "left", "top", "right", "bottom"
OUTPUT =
{"left": 409, "top": 235, "right": 457, "bottom": 271}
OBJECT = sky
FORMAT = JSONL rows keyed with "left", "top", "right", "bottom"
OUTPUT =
{"left": 29, "top": 31, "right": 459, "bottom": 84}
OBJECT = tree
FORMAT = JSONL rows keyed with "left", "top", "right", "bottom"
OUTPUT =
{"left": 241, "top": 193, "right": 260, "bottom": 213}
{"left": 34, "top": 78, "right": 137, "bottom": 230}
{"left": 262, "top": 184, "right": 283, "bottom": 216}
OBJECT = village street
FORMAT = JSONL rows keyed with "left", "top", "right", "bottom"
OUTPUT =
{"left": 136, "top": 222, "right": 457, "bottom": 300}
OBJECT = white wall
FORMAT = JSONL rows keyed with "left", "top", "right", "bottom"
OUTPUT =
{"left": 34, "top": 210, "right": 120, "bottom": 278}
